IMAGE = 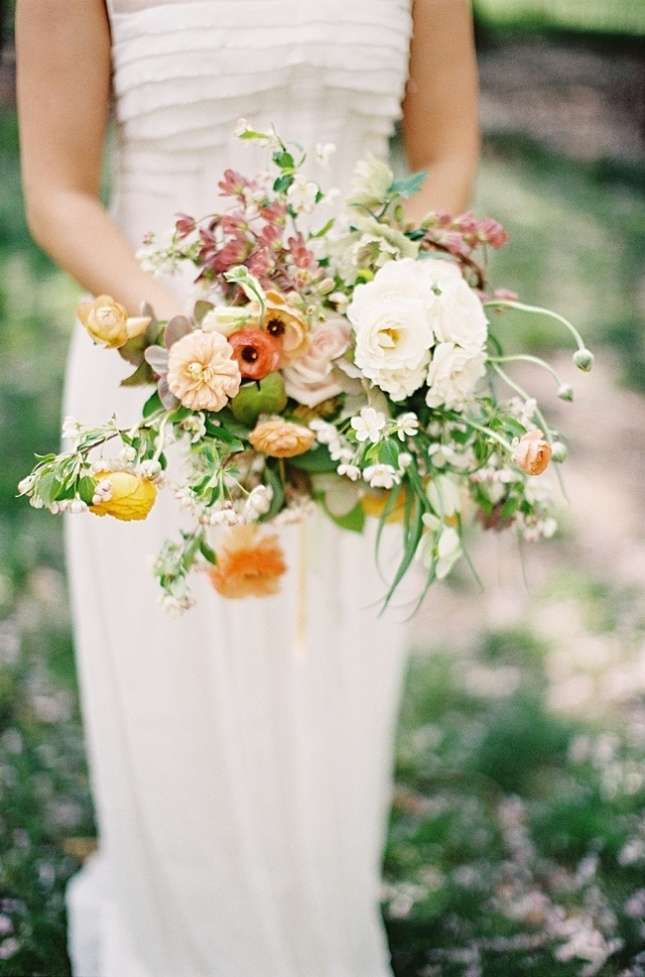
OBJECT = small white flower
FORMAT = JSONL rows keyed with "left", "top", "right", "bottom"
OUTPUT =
{"left": 30, "top": 496, "right": 44, "bottom": 509}
{"left": 351, "top": 407, "right": 387, "bottom": 444}
{"left": 62, "top": 416, "right": 81, "bottom": 442}
{"left": 244, "top": 485, "right": 273, "bottom": 521}
{"left": 69, "top": 498, "right": 88, "bottom": 514}
{"left": 427, "top": 475, "right": 461, "bottom": 518}
{"left": 315, "top": 142, "right": 336, "bottom": 166}
{"left": 329, "top": 291, "right": 349, "bottom": 312}
{"left": 138, "top": 459, "right": 162, "bottom": 480}
{"left": 94, "top": 478, "right": 113, "bottom": 502}
{"left": 398, "top": 452, "right": 412, "bottom": 471}
{"left": 395, "top": 412, "right": 419, "bottom": 441}
{"left": 287, "top": 174, "right": 319, "bottom": 214}
{"left": 436, "top": 526, "right": 462, "bottom": 580}
{"left": 364, "top": 464, "right": 399, "bottom": 490}
{"left": 309, "top": 418, "right": 339, "bottom": 446}
{"left": 337, "top": 463, "right": 361, "bottom": 481}
{"left": 210, "top": 503, "right": 240, "bottom": 527}
{"left": 119, "top": 445, "right": 137, "bottom": 464}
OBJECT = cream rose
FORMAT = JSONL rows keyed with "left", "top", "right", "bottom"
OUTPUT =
{"left": 283, "top": 316, "right": 351, "bottom": 407}
{"left": 347, "top": 259, "right": 436, "bottom": 398}
{"left": 421, "top": 258, "right": 488, "bottom": 351}
{"left": 425, "top": 342, "right": 486, "bottom": 410}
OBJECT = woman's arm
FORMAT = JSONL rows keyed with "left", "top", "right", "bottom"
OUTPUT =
{"left": 402, "top": 0, "right": 480, "bottom": 219}
{"left": 16, "top": 0, "right": 180, "bottom": 317}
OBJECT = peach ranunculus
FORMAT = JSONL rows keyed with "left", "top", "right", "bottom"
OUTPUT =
{"left": 209, "top": 524, "right": 287, "bottom": 598}
{"left": 167, "top": 329, "right": 241, "bottom": 411}
{"left": 228, "top": 328, "right": 282, "bottom": 380}
{"left": 260, "top": 290, "right": 309, "bottom": 363}
{"left": 77, "top": 295, "right": 150, "bottom": 349}
{"left": 282, "top": 316, "right": 352, "bottom": 407}
{"left": 249, "top": 417, "right": 315, "bottom": 458}
{"left": 514, "top": 429, "right": 552, "bottom": 476}
{"left": 89, "top": 470, "right": 157, "bottom": 521}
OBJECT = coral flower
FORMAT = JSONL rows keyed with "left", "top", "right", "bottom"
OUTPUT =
{"left": 229, "top": 328, "right": 282, "bottom": 380}
{"left": 261, "top": 290, "right": 309, "bottom": 363}
{"left": 514, "top": 429, "right": 552, "bottom": 476}
{"left": 77, "top": 295, "right": 150, "bottom": 349}
{"left": 90, "top": 470, "right": 157, "bottom": 521}
{"left": 249, "top": 417, "right": 315, "bottom": 458}
{"left": 167, "top": 329, "right": 241, "bottom": 411}
{"left": 209, "top": 525, "right": 286, "bottom": 598}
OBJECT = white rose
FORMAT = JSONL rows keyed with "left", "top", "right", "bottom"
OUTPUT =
{"left": 347, "top": 259, "right": 435, "bottom": 397}
{"left": 283, "top": 316, "right": 351, "bottom": 407}
{"left": 349, "top": 155, "right": 394, "bottom": 208}
{"left": 421, "top": 258, "right": 488, "bottom": 350}
{"left": 426, "top": 342, "right": 486, "bottom": 410}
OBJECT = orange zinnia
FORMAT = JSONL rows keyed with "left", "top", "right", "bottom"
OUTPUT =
{"left": 209, "top": 525, "right": 287, "bottom": 598}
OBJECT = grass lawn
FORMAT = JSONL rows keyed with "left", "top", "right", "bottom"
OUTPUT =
{"left": 1, "top": 102, "right": 645, "bottom": 976}
{"left": 474, "top": 0, "right": 645, "bottom": 36}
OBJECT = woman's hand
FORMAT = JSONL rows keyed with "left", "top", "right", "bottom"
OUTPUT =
{"left": 402, "top": 0, "right": 480, "bottom": 221}
{"left": 16, "top": 0, "right": 180, "bottom": 318}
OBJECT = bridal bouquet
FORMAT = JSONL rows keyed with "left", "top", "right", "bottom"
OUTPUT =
{"left": 19, "top": 122, "right": 593, "bottom": 614}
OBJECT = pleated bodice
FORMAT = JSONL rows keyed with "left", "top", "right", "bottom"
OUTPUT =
{"left": 106, "top": 0, "right": 413, "bottom": 242}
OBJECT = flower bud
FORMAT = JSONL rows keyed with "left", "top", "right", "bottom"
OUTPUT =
{"left": 551, "top": 441, "right": 568, "bottom": 463}
{"left": 573, "top": 348, "right": 594, "bottom": 372}
{"left": 557, "top": 383, "right": 574, "bottom": 402}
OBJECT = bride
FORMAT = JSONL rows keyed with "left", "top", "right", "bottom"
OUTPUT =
{"left": 16, "top": 2, "right": 479, "bottom": 974}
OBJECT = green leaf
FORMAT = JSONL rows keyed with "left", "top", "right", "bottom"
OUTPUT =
{"left": 121, "top": 361, "right": 154, "bottom": 387}
{"left": 142, "top": 391, "right": 163, "bottom": 418}
{"left": 388, "top": 171, "right": 427, "bottom": 199}
{"left": 378, "top": 438, "right": 400, "bottom": 468}
{"left": 288, "top": 444, "right": 337, "bottom": 473}
{"left": 77, "top": 476, "right": 96, "bottom": 505}
{"left": 273, "top": 174, "right": 294, "bottom": 194}
{"left": 326, "top": 501, "right": 365, "bottom": 533}
{"left": 118, "top": 333, "right": 147, "bottom": 367}
{"left": 262, "top": 462, "right": 285, "bottom": 520}
{"left": 199, "top": 538, "right": 217, "bottom": 565}
{"left": 273, "top": 150, "right": 295, "bottom": 169}
{"left": 309, "top": 218, "right": 335, "bottom": 239}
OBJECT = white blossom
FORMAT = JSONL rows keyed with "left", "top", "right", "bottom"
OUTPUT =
{"left": 351, "top": 407, "right": 387, "bottom": 444}
{"left": 337, "top": 463, "right": 361, "bottom": 481}
{"left": 395, "top": 412, "right": 419, "bottom": 440}
{"left": 287, "top": 174, "right": 319, "bottom": 214}
{"left": 363, "top": 464, "right": 399, "bottom": 490}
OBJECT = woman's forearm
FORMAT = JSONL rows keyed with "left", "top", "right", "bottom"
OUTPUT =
{"left": 404, "top": 154, "right": 478, "bottom": 223}
{"left": 26, "top": 189, "right": 181, "bottom": 319}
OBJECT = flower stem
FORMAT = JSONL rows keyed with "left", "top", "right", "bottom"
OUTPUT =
{"left": 483, "top": 299, "right": 587, "bottom": 352}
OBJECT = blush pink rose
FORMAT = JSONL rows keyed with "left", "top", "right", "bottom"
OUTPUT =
{"left": 283, "top": 316, "right": 351, "bottom": 407}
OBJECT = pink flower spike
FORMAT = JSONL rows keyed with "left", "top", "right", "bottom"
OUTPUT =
{"left": 218, "top": 168, "right": 249, "bottom": 198}
{"left": 175, "top": 213, "right": 196, "bottom": 238}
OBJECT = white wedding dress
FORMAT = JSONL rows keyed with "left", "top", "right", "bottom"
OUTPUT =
{"left": 63, "top": 2, "right": 413, "bottom": 975}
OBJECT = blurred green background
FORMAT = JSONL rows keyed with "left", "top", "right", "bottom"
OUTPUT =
{"left": 1, "top": 2, "right": 645, "bottom": 976}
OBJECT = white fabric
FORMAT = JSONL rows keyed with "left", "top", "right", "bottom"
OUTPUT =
{"left": 64, "top": 2, "right": 413, "bottom": 974}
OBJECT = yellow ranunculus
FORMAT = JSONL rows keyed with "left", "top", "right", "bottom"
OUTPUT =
{"left": 90, "top": 470, "right": 157, "bottom": 522}
{"left": 362, "top": 489, "right": 406, "bottom": 524}
{"left": 77, "top": 295, "right": 150, "bottom": 349}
